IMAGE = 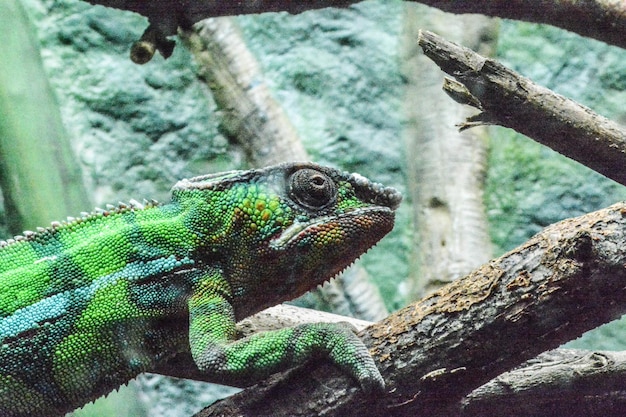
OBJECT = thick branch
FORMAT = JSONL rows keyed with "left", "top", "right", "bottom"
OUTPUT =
{"left": 417, "top": 30, "right": 626, "bottom": 187}
{"left": 83, "top": 0, "right": 626, "bottom": 61}
{"left": 195, "top": 202, "right": 626, "bottom": 416}
{"left": 162, "top": 309, "right": 626, "bottom": 416}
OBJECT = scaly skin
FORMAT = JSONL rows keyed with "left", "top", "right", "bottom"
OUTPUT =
{"left": 0, "top": 162, "right": 401, "bottom": 416}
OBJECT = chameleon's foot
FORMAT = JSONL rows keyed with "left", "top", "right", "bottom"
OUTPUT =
{"left": 321, "top": 322, "right": 385, "bottom": 393}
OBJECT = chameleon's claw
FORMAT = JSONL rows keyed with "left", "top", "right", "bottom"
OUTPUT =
{"left": 327, "top": 322, "right": 385, "bottom": 394}
{"left": 356, "top": 360, "right": 386, "bottom": 394}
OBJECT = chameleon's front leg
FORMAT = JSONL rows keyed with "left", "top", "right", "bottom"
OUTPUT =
{"left": 187, "top": 287, "right": 385, "bottom": 393}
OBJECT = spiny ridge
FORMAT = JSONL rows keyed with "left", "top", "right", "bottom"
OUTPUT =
{"left": 0, "top": 199, "right": 160, "bottom": 248}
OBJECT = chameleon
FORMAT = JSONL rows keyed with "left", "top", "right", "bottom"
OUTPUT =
{"left": 0, "top": 162, "right": 401, "bottom": 416}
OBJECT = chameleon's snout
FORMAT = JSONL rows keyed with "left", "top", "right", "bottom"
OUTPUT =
{"left": 348, "top": 172, "right": 402, "bottom": 211}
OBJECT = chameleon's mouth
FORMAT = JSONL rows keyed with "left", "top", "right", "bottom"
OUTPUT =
{"left": 266, "top": 205, "right": 396, "bottom": 300}
{"left": 268, "top": 206, "right": 395, "bottom": 250}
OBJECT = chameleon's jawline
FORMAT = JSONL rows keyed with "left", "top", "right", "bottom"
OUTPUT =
{"left": 269, "top": 206, "right": 395, "bottom": 250}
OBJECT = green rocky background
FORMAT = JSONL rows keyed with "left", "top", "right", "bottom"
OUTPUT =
{"left": 2, "top": 0, "right": 625, "bottom": 415}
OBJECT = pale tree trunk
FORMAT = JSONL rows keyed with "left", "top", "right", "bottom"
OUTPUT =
{"left": 402, "top": 5, "right": 496, "bottom": 298}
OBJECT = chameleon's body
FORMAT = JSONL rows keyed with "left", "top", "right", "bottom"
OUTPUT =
{"left": 0, "top": 162, "right": 400, "bottom": 416}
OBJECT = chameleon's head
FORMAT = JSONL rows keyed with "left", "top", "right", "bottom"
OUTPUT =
{"left": 173, "top": 162, "right": 402, "bottom": 319}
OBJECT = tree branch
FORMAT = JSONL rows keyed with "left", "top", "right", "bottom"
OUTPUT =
{"left": 413, "top": 0, "right": 626, "bottom": 49}
{"left": 461, "top": 349, "right": 626, "bottom": 416}
{"left": 193, "top": 202, "right": 626, "bottom": 416}
{"left": 82, "top": 0, "right": 626, "bottom": 62}
{"left": 417, "top": 30, "right": 626, "bottom": 187}
{"left": 162, "top": 309, "right": 626, "bottom": 416}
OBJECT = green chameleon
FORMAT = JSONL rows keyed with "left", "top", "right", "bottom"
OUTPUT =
{"left": 0, "top": 162, "right": 401, "bottom": 416}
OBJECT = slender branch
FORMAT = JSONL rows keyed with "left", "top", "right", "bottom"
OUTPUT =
{"left": 417, "top": 30, "right": 626, "bottom": 187}
{"left": 82, "top": 0, "right": 626, "bottom": 62}
{"left": 195, "top": 202, "right": 626, "bottom": 416}
{"left": 462, "top": 349, "right": 626, "bottom": 417}
{"left": 178, "top": 18, "right": 308, "bottom": 165}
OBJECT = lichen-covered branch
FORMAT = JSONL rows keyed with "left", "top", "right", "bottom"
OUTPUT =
{"left": 82, "top": 0, "right": 626, "bottom": 62}
{"left": 418, "top": 30, "right": 626, "bottom": 187}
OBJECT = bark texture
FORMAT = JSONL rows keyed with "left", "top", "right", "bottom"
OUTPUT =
{"left": 194, "top": 202, "right": 626, "bottom": 416}
{"left": 418, "top": 30, "right": 626, "bottom": 187}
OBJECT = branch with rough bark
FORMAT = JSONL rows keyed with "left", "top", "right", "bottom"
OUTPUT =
{"left": 417, "top": 30, "right": 626, "bottom": 187}
{"left": 166, "top": 306, "right": 626, "bottom": 416}
{"left": 189, "top": 202, "right": 626, "bottom": 416}
{"left": 81, "top": 0, "right": 626, "bottom": 62}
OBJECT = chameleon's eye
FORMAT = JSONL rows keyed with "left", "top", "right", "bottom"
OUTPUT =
{"left": 288, "top": 168, "right": 337, "bottom": 209}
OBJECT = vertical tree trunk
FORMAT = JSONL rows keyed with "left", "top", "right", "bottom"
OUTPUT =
{"left": 401, "top": 5, "right": 496, "bottom": 298}
{"left": 181, "top": 17, "right": 307, "bottom": 165}
{"left": 0, "top": 0, "right": 89, "bottom": 233}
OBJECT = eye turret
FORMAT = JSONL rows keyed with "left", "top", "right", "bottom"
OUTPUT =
{"left": 288, "top": 168, "right": 337, "bottom": 210}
